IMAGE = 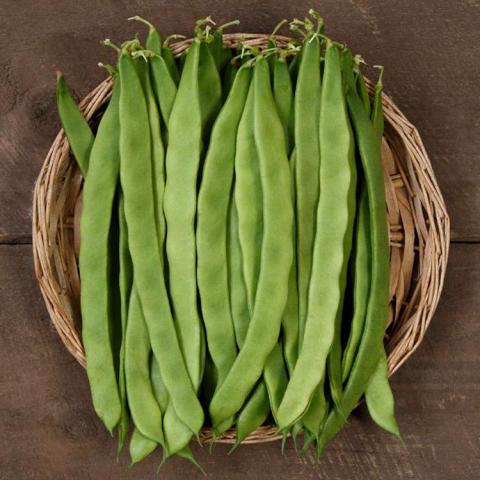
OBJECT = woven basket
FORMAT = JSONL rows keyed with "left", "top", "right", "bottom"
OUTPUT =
{"left": 32, "top": 33, "right": 450, "bottom": 444}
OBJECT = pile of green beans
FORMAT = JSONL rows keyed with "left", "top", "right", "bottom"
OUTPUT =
{"left": 56, "top": 10, "right": 400, "bottom": 469}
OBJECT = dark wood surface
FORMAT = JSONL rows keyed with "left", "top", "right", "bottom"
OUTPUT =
{"left": 1, "top": 1, "right": 479, "bottom": 479}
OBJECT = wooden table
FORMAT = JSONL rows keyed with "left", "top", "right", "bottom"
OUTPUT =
{"left": 1, "top": 1, "right": 479, "bottom": 478}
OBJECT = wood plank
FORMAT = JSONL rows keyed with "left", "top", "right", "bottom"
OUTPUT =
{"left": 1, "top": 244, "right": 478, "bottom": 479}
{"left": 0, "top": 0, "right": 478, "bottom": 241}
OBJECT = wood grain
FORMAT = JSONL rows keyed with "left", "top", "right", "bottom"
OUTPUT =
{"left": 0, "top": 0, "right": 479, "bottom": 241}
{"left": 1, "top": 244, "right": 478, "bottom": 479}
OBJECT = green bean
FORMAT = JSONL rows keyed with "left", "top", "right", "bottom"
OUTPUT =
{"left": 316, "top": 56, "right": 390, "bottom": 457}
{"left": 276, "top": 42, "right": 355, "bottom": 430}
{"left": 56, "top": 72, "right": 94, "bottom": 176}
{"left": 117, "top": 195, "right": 131, "bottom": 452}
{"left": 162, "top": 39, "right": 181, "bottom": 85}
{"left": 228, "top": 184, "right": 271, "bottom": 444}
{"left": 125, "top": 50, "right": 171, "bottom": 456}
{"left": 227, "top": 194, "right": 250, "bottom": 348}
{"left": 129, "top": 428, "right": 157, "bottom": 465}
{"left": 149, "top": 54, "right": 177, "bottom": 128}
{"left": 281, "top": 149, "right": 299, "bottom": 376}
{"left": 342, "top": 187, "right": 370, "bottom": 381}
{"left": 128, "top": 16, "right": 162, "bottom": 54}
{"left": 234, "top": 76, "right": 262, "bottom": 312}
{"left": 197, "top": 65, "right": 251, "bottom": 386}
{"left": 208, "top": 21, "right": 239, "bottom": 72}
{"left": 164, "top": 39, "right": 221, "bottom": 392}
{"left": 365, "top": 352, "right": 400, "bottom": 437}
{"left": 139, "top": 50, "right": 195, "bottom": 457}
{"left": 293, "top": 35, "right": 321, "bottom": 351}
{"left": 356, "top": 68, "right": 371, "bottom": 117}
{"left": 264, "top": 343, "right": 289, "bottom": 422}
{"left": 79, "top": 77, "right": 121, "bottom": 433}
{"left": 209, "top": 57, "right": 293, "bottom": 432}
{"left": 273, "top": 55, "right": 294, "bottom": 152}
{"left": 125, "top": 289, "right": 165, "bottom": 446}
{"left": 364, "top": 66, "right": 400, "bottom": 438}
{"left": 129, "top": 356, "right": 176, "bottom": 464}
{"left": 222, "top": 61, "right": 238, "bottom": 101}
{"left": 371, "top": 66, "right": 384, "bottom": 144}
{"left": 232, "top": 383, "right": 270, "bottom": 449}
{"left": 118, "top": 52, "right": 203, "bottom": 434}
{"left": 301, "top": 378, "right": 328, "bottom": 439}
{"left": 326, "top": 48, "right": 358, "bottom": 413}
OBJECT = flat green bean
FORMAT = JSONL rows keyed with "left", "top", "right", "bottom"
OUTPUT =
{"left": 125, "top": 289, "right": 165, "bottom": 446}
{"left": 56, "top": 73, "right": 94, "bottom": 176}
{"left": 163, "top": 40, "right": 221, "bottom": 392}
{"left": 316, "top": 56, "right": 390, "bottom": 457}
{"left": 117, "top": 194, "right": 131, "bottom": 451}
{"left": 209, "top": 57, "right": 293, "bottom": 432}
{"left": 341, "top": 187, "right": 370, "bottom": 382}
{"left": 293, "top": 35, "right": 321, "bottom": 351}
{"left": 273, "top": 56, "right": 294, "bottom": 152}
{"left": 234, "top": 76, "right": 262, "bottom": 312}
{"left": 197, "top": 65, "right": 251, "bottom": 386}
{"left": 118, "top": 52, "right": 203, "bottom": 435}
{"left": 276, "top": 43, "right": 355, "bottom": 430}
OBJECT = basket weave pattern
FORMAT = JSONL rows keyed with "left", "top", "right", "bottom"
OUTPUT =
{"left": 32, "top": 34, "right": 450, "bottom": 444}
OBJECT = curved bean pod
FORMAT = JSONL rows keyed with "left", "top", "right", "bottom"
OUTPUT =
{"left": 149, "top": 55, "right": 178, "bottom": 129}
{"left": 234, "top": 79, "right": 263, "bottom": 311}
{"left": 276, "top": 43, "right": 355, "bottom": 430}
{"left": 293, "top": 35, "right": 321, "bottom": 351}
{"left": 117, "top": 195, "right": 132, "bottom": 451}
{"left": 197, "top": 65, "right": 251, "bottom": 386}
{"left": 341, "top": 187, "right": 370, "bottom": 381}
{"left": 365, "top": 352, "right": 400, "bottom": 437}
{"left": 233, "top": 382, "right": 270, "bottom": 448}
{"left": 273, "top": 56, "right": 294, "bottom": 152}
{"left": 118, "top": 53, "right": 203, "bottom": 434}
{"left": 364, "top": 68, "right": 399, "bottom": 438}
{"left": 209, "top": 57, "right": 293, "bottom": 431}
{"left": 281, "top": 150, "right": 299, "bottom": 376}
{"left": 56, "top": 73, "right": 94, "bottom": 176}
{"left": 163, "top": 40, "right": 221, "bottom": 391}
{"left": 125, "top": 289, "right": 165, "bottom": 446}
{"left": 316, "top": 57, "right": 390, "bottom": 457}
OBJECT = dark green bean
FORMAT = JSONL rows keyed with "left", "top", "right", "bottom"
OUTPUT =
{"left": 364, "top": 66, "right": 400, "bottom": 438}
{"left": 117, "top": 195, "right": 131, "bottom": 452}
{"left": 222, "top": 61, "right": 238, "bottom": 101}
{"left": 162, "top": 40, "right": 181, "bottom": 85}
{"left": 356, "top": 67, "right": 371, "bottom": 117}
{"left": 56, "top": 72, "right": 94, "bottom": 176}
{"left": 341, "top": 187, "right": 370, "bottom": 381}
